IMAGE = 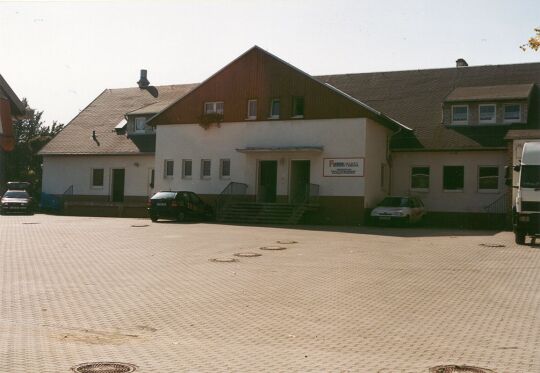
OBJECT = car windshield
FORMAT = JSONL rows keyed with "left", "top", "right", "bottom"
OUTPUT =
{"left": 378, "top": 197, "right": 411, "bottom": 208}
{"left": 521, "top": 165, "right": 540, "bottom": 188}
{"left": 151, "top": 192, "right": 176, "bottom": 200}
{"left": 3, "top": 191, "right": 29, "bottom": 199}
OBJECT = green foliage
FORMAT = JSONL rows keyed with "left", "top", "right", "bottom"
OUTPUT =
{"left": 5, "top": 100, "right": 64, "bottom": 197}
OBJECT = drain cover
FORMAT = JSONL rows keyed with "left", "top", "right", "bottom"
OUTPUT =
{"left": 276, "top": 240, "right": 297, "bottom": 244}
{"left": 209, "top": 257, "right": 238, "bottom": 263}
{"left": 259, "top": 246, "right": 287, "bottom": 251}
{"left": 131, "top": 224, "right": 149, "bottom": 228}
{"left": 479, "top": 243, "right": 506, "bottom": 248}
{"left": 429, "top": 365, "right": 495, "bottom": 373}
{"left": 72, "top": 362, "right": 137, "bottom": 373}
{"left": 22, "top": 222, "right": 40, "bottom": 225}
{"left": 234, "top": 252, "right": 262, "bottom": 257}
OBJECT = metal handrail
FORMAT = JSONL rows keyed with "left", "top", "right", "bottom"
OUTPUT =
{"left": 483, "top": 192, "right": 508, "bottom": 214}
{"left": 216, "top": 182, "right": 248, "bottom": 215}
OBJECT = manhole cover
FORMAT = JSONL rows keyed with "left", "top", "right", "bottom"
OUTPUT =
{"left": 22, "top": 222, "right": 40, "bottom": 225}
{"left": 209, "top": 257, "right": 238, "bottom": 263}
{"left": 72, "top": 362, "right": 137, "bottom": 373}
{"left": 259, "top": 246, "right": 287, "bottom": 251}
{"left": 131, "top": 224, "right": 149, "bottom": 228}
{"left": 479, "top": 243, "right": 506, "bottom": 248}
{"left": 276, "top": 240, "right": 297, "bottom": 244}
{"left": 234, "top": 252, "right": 262, "bottom": 257}
{"left": 429, "top": 365, "right": 495, "bottom": 373}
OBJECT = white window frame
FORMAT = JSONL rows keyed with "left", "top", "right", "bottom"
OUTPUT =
{"left": 182, "top": 159, "right": 192, "bottom": 179}
{"left": 204, "top": 101, "right": 224, "bottom": 115}
{"left": 269, "top": 98, "right": 280, "bottom": 119}
{"left": 478, "top": 104, "right": 496, "bottom": 124}
{"left": 410, "top": 166, "right": 430, "bottom": 192}
{"left": 477, "top": 165, "right": 499, "bottom": 193}
{"left": 247, "top": 99, "right": 257, "bottom": 120}
{"left": 201, "top": 159, "right": 211, "bottom": 179}
{"left": 164, "top": 159, "right": 174, "bottom": 178}
{"left": 91, "top": 168, "right": 105, "bottom": 189}
{"left": 134, "top": 117, "right": 146, "bottom": 133}
{"left": 220, "top": 159, "right": 231, "bottom": 179}
{"left": 451, "top": 105, "right": 469, "bottom": 124}
{"left": 503, "top": 103, "right": 521, "bottom": 123}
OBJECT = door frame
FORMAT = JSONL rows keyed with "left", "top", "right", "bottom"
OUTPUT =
{"left": 288, "top": 159, "right": 311, "bottom": 204}
{"left": 110, "top": 168, "right": 125, "bottom": 203}
{"left": 256, "top": 159, "right": 278, "bottom": 203}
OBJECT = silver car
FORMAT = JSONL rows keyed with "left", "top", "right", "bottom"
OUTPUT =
{"left": 370, "top": 196, "right": 426, "bottom": 225}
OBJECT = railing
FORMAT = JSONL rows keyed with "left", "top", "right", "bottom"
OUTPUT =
{"left": 40, "top": 185, "right": 73, "bottom": 213}
{"left": 63, "top": 185, "right": 74, "bottom": 196}
{"left": 216, "top": 182, "right": 248, "bottom": 216}
{"left": 483, "top": 192, "right": 508, "bottom": 214}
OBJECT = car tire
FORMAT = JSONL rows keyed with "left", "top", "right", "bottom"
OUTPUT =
{"left": 150, "top": 215, "right": 158, "bottom": 222}
{"left": 177, "top": 211, "right": 186, "bottom": 223}
{"left": 515, "top": 231, "right": 526, "bottom": 245}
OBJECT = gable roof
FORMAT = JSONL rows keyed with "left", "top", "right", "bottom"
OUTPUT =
{"left": 445, "top": 83, "right": 534, "bottom": 102}
{"left": 40, "top": 84, "right": 197, "bottom": 155}
{"left": 0, "top": 74, "right": 25, "bottom": 115}
{"left": 317, "top": 62, "right": 540, "bottom": 150}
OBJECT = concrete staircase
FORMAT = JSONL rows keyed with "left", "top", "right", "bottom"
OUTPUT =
{"left": 217, "top": 202, "right": 316, "bottom": 225}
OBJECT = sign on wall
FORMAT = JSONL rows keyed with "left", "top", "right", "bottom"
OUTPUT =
{"left": 323, "top": 158, "right": 364, "bottom": 177}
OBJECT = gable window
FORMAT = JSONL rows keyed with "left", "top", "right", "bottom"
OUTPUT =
{"left": 204, "top": 101, "right": 224, "bottom": 115}
{"left": 134, "top": 117, "right": 146, "bottom": 132}
{"left": 503, "top": 104, "right": 521, "bottom": 123}
{"left": 247, "top": 99, "right": 257, "bottom": 120}
{"left": 443, "top": 166, "right": 464, "bottom": 191}
{"left": 220, "top": 159, "right": 231, "bottom": 179}
{"left": 201, "top": 159, "right": 211, "bottom": 179}
{"left": 269, "top": 98, "right": 280, "bottom": 119}
{"left": 182, "top": 159, "right": 192, "bottom": 179}
{"left": 478, "top": 166, "right": 499, "bottom": 191}
{"left": 411, "top": 166, "right": 430, "bottom": 191}
{"left": 292, "top": 96, "right": 305, "bottom": 118}
{"left": 91, "top": 168, "right": 104, "bottom": 188}
{"left": 164, "top": 159, "right": 174, "bottom": 178}
{"left": 451, "top": 105, "right": 468, "bottom": 124}
{"left": 478, "top": 104, "right": 496, "bottom": 124}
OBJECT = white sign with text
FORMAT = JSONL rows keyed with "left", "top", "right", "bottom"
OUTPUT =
{"left": 323, "top": 158, "right": 364, "bottom": 177}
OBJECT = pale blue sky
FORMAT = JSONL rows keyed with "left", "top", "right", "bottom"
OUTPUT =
{"left": 0, "top": 0, "right": 538, "bottom": 126}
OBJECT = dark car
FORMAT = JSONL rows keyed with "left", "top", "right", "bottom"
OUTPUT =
{"left": 1, "top": 190, "right": 34, "bottom": 215}
{"left": 148, "top": 191, "right": 214, "bottom": 222}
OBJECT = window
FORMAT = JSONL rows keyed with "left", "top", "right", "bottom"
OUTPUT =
{"left": 478, "top": 104, "right": 496, "bottom": 124}
{"left": 247, "top": 99, "right": 257, "bottom": 120}
{"left": 411, "top": 166, "right": 430, "bottom": 190}
{"left": 269, "top": 98, "right": 280, "bottom": 119}
{"left": 204, "top": 101, "right": 224, "bottom": 115}
{"left": 201, "top": 159, "right": 211, "bottom": 179}
{"left": 443, "top": 166, "right": 464, "bottom": 191}
{"left": 504, "top": 104, "right": 521, "bottom": 122}
{"left": 92, "top": 168, "right": 104, "bottom": 187}
{"left": 182, "top": 159, "right": 192, "bottom": 179}
{"left": 164, "top": 160, "right": 174, "bottom": 178}
{"left": 220, "top": 159, "right": 231, "bottom": 179}
{"left": 478, "top": 166, "right": 499, "bottom": 191}
{"left": 134, "top": 117, "right": 146, "bottom": 132}
{"left": 292, "top": 96, "right": 305, "bottom": 117}
{"left": 451, "top": 105, "right": 468, "bottom": 124}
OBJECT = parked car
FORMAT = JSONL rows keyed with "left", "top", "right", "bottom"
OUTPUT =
{"left": 370, "top": 196, "right": 426, "bottom": 225}
{"left": 1, "top": 190, "right": 34, "bottom": 215}
{"left": 148, "top": 191, "right": 214, "bottom": 222}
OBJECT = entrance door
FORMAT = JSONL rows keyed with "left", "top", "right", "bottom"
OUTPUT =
{"left": 111, "top": 169, "right": 125, "bottom": 202}
{"left": 290, "top": 160, "right": 310, "bottom": 204}
{"left": 258, "top": 161, "right": 277, "bottom": 203}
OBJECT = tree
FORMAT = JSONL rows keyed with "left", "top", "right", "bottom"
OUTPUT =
{"left": 5, "top": 100, "right": 64, "bottom": 198}
{"left": 520, "top": 27, "right": 540, "bottom": 51}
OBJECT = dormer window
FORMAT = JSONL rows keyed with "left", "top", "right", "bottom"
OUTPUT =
{"left": 134, "top": 117, "right": 146, "bottom": 132}
{"left": 478, "top": 104, "right": 496, "bottom": 124}
{"left": 503, "top": 104, "right": 521, "bottom": 123}
{"left": 204, "top": 101, "right": 224, "bottom": 115}
{"left": 451, "top": 105, "right": 468, "bottom": 124}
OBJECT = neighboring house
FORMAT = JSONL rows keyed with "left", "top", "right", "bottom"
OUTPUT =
{"left": 0, "top": 74, "right": 25, "bottom": 193}
{"left": 41, "top": 47, "right": 540, "bottom": 225}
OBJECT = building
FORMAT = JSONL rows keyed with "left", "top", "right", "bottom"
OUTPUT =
{"left": 40, "top": 47, "right": 540, "bottom": 226}
{"left": 0, "top": 74, "right": 25, "bottom": 193}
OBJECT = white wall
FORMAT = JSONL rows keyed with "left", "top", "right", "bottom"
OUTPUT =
{"left": 42, "top": 154, "right": 155, "bottom": 197}
{"left": 364, "top": 118, "right": 391, "bottom": 208}
{"left": 155, "top": 119, "right": 369, "bottom": 197}
{"left": 391, "top": 150, "right": 509, "bottom": 213}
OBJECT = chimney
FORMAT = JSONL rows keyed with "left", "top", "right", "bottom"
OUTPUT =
{"left": 137, "top": 69, "right": 150, "bottom": 88}
{"left": 456, "top": 58, "right": 468, "bottom": 68}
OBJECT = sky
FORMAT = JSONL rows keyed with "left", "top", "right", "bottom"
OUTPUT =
{"left": 0, "top": 0, "right": 539, "bottom": 126}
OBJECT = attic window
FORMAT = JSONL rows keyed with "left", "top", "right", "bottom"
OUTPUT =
{"left": 204, "top": 101, "right": 224, "bottom": 115}
{"left": 478, "top": 104, "right": 496, "bottom": 124}
{"left": 451, "top": 105, "right": 468, "bottom": 124}
{"left": 503, "top": 104, "right": 521, "bottom": 123}
{"left": 292, "top": 96, "right": 304, "bottom": 118}
{"left": 135, "top": 117, "right": 146, "bottom": 132}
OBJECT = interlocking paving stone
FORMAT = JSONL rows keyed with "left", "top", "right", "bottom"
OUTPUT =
{"left": 0, "top": 215, "right": 539, "bottom": 372}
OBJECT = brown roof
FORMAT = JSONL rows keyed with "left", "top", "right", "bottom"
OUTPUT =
{"left": 316, "top": 62, "right": 540, "bottom": 150}
{"left": 0, "top": 73, "right": 25, "bottom": 115}
{"left": 445, "top": 83, "right": 534, "bottom": 102}
{"left": 40, "top": 84, "right": 197, "bottom": 155}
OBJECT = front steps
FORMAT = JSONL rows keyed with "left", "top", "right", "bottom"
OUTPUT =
{"left": 217, "top": 202, "right": 317, "bottom": 225}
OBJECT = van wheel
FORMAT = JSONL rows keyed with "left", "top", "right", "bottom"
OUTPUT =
{"left": 515, "top": 231, "right": 526, "bottom": 245}
{"left": 177, "top": 212, "right": 186, "bottom": 222}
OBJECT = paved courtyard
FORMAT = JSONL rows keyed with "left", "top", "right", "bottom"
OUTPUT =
{"left": 0, "top": 214, "right": 539, "bottom": 372}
